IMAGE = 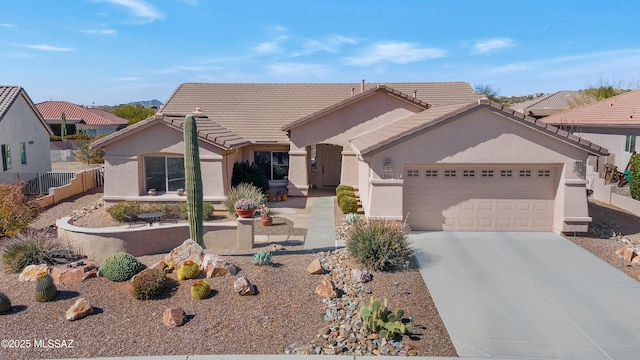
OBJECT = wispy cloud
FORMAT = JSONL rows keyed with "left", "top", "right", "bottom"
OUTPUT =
{"left": 472, "top": 38, "right": 516, "bottom": 54}
{"left": 79, "top": 28, "right": 117, "bottom": 35}
{"left": 256, "top": 41, "right": 279, "bottom": 54}
{"left": 0, "top": 23, "right": 15, "bottom": 28}
{"left": 297, "top": 35, "right": 357, "bottom": 55}
{"left": 101, "top": 0, "right": 163, "bottom": 21}
{"left": 18, "top": 44, "right": 75, "bottom": 52}
{"left": 345, "top": 41, "right": 446, "bottom": 66}
{"left": 268, "top": 62, "right": 332, "bottom": 79}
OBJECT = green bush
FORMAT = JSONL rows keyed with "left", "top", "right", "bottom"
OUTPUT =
{"left": 98, "top": 252, "right": 146, "bottom": 282}
{"left": 0, "top": 231, "right": 84, "bottom": 273}
{"left": 223, "top": 183, "right": 266, "bottom": 215}
{"left": 336, "top": 188, "right": 355, "bottom": 199}
{"left": 346, "top": 220, "right": 413, "bottom": 272}
{"left": 338, "top": 195, "right": 358, "bottom": 214}
{"left": 231, "top": 160, "right": 269, "bottom": 194}
{"left": 131, "top": 268, "right": 170, "bottom": 300}
{"left": 178, "top": 202, "right": 214, "bottom": 220}
{"left": 107, "top": 201, "right": 142, "bottom": 222}
{"left": 0, "top": 183, "right": 41, "bottom": 237}
{"left": 629, "top": 154, "right": 640, "bottom": 200}
{"left": 336, "top": 185, "right": 354, "bottom": 193}
{"left": 107, "top": 202, "right": 215, "bottom": 222}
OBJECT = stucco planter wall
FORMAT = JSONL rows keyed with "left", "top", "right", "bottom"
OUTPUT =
{"left": 56, "top": 217, "right": 238, "bottom": 262}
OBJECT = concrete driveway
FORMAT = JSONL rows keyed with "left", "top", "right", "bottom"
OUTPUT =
{"left": 411, "top": 232, "right": 640, "bottom": 360}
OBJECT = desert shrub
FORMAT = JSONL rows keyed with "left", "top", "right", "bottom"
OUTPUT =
{"left": 0, "top": 230, "right": 84, "bottom": 273}
{"left": 629, "top": 154, "right": 640, "bottom": 200}
{"left": 0, "top": 183, "right": 41, "bottom": 237}
{"left": 336, "top": 185, "right": 354, "bottom": 193}
{"left": 345, "top": 213, "right": 362, "bottom": 225}
{"left": 0, "top": 291, "right": 11, "bottom": 314}
{"left": 339, "top": 195, "right": 358, "bottom": 214}
{"left": 336, "top": 189, "right": 355, "bottom": 201}
{"left": 346, "top": 220, "right": 413, "bottom": 272}
{"left": 231, "top": 160, "right": 269, "bottom": 194}
{"left": 131, "top": 268, "right": 170, "bottom": 300}
{"left": 223, "top": 183, "right": 266, "bottom": 215}
{"left": 178, "top": 202, "right": 214, "bottom": 220}
{"left": 108, "top": 202, "right": 215, "bottom": 222}
{"left": 98, "top": 252, "right": 146, "bottom": 282}
{"left": 107, "top": 201, "right": 142, "bottom": 222}
{"left": 252, "top": 251, "right": 272, "bottom": 266}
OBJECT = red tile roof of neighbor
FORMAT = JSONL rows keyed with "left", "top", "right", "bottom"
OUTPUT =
{"left": 35, "top": 101, "right": 128, "bottom": 126}
{"left": 541, "top": 89, "right": 640, "bottom": 127}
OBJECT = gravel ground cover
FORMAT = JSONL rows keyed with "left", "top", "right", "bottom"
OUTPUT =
{"left": 0, "top": 191, "right": 456, "bottom": 359}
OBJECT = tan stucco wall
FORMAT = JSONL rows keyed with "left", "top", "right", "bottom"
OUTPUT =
{"left": 0, "top": 94, "right": 51, "bottom": 175}
{"left": 571, "top": 127, "right": 640, "bottom": 170}
{"left": 360, "top": 107, "right": 592, "bottom": 232}
{"left": 287, "top": 93, "right": 422, "bottom": 193}
{"left": 102, "top": 122, "right": 227, "bottom": 203}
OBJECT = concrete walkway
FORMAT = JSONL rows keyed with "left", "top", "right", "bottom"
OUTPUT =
{"left": 411, "top": 232, "right": 640, "bottom": 360}
{"left": 303, "top": 196, "right": 337, "bottom": 250}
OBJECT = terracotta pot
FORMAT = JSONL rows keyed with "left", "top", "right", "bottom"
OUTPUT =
{"left": 235, "top": 209, "right": 256, "bottom": 218}
{"left": 148, "top": 189, "right": 157, "bottom": 196}
{"left": 260, "top": 217, "right": 273, "bottom": 226}
{"left": 280, "top": 194, "right": 287, "bottom": 201}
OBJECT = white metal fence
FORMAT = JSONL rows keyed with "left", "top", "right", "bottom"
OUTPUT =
{"left": 0, "top": 167, "right": 104, "bottom": 195}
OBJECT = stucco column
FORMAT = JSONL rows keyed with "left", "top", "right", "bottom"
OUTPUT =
{"left": 287, "top": 147, "right": 309, "bottom": 196}
{"left": 237, "top": 217, "right": 254, "bottom": 249}
{"left": 341, "top": 150, "right": 359, "bottom": 188}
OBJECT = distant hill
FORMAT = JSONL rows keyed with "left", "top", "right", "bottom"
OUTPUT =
{"left": 128, "top": 99, "right": 163, "bottom": 108}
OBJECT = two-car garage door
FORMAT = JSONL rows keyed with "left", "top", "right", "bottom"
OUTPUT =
{"left": 403, "top": 164, "right": 558, "bottom": 231}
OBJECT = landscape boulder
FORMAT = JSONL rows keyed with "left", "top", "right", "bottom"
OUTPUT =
{"left": 306, "top": 258, "right": 324, "bottom": 275}
{"left": 65, "top": 297, "right": 93, "bottom": 321}
{"left": 165, "top": 239, "right": 204, "bottom": 270}
{"left": 315, "top": 279, "right": 337, "bottom": 299}
{"left": 616, "top": 247, "right": 637, "bottom": 263}
{"left": 19, "top": 264, "right": 53, "bottom": 282}
{"left": 202, "top": 254, "right": 239, "bottom": 278}
{"left": 163, "top": 307, "right": 186, "bottom": 327}
{"left": 149, "top": 260, "right": 168, "bottom": 272}
{"left": 233, "top": 277, "right": 256, "bottom": 296}
{"left": 51, "top": 261, "right": 97, "bottom": 285}
{"left": 351, "top": 269, "right": 372, "bottom": 283}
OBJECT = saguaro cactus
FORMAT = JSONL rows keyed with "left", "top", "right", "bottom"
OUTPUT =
{"left": 184, "top": 114, "right": 204, "bottom": 246}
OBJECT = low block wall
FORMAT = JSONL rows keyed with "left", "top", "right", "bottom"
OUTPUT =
{"left": 590, "top": 176, "right": 640, "bottom": 216}
{"left": 35, "top": 168, "right": 103, "bottom": 208}
{"left": 57, "top": 217, "right": 243, "bottom": 262}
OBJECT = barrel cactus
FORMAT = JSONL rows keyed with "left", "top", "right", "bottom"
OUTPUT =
{"left": 190, "top": 280, "right": 211, "bottom": 300}
{"left": 184, "top": 114, "right": 204, "bottom": 247}
{"left": 35, "top": 272, "right": 57, "bottom": 302}
{"left": 98, "top": 252, "right": 146, "bottom": 282}
{"left": 0, "top": 291, "right": 11, "bottom": 314}
{"left": 177, "top": 260, "right": 200, "bottom": 280}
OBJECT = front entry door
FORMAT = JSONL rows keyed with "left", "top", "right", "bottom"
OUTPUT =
{"left": 317, "top": 144, "right": 342, "bottom": 187}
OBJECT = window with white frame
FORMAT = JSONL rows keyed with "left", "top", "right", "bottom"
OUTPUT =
{"left": 254, "top": 151, "right": 290, "bottom": 181}
{"left": 463, "top": 170, "right": 475, "bottom": 177}
{"left": 519, "top": 170, "right": 532, "bottom": 177}
{"left": 500, "top": 170, "right": 512, "bottom": 177}
{"left": 144, "top": 156, "right": 185, "bottom": 192}
{"left": 625, "top": 135, "right": 636, "bottom": 153}
{"left": 444, "top": 170, "right": 456, "bottom": 177}
{"left": 425, "top": 170, "right": 438, "bottom": 177}
{"left": 481, "top": 170, "right": 494, "bottom": 177}
{"left": 538, "top": 170, "right": 551, "bottom": 177}
{"left": 406, "top": 169, "right": 419, "bottom": 177}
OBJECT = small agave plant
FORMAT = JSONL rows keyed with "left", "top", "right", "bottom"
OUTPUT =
{"left": 252, "top": 251, "right": 272, "bottom": 266}
{"left": 345, "top": 213, "right": 361, "bottom": 225}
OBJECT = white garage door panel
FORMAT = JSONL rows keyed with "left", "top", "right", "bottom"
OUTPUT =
{"left": 404, "top": 165, "right": 556, "bottom": 231}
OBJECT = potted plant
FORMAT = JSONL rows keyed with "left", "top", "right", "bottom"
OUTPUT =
{"left": 177, "top": 188, "right": 185, "bottom": 196}
{"left": 279, "top": 191, "right": 287, "bottom": 201}
{"left": 259, "top": 205, "right": 272, "bottom": 226}
{"left": 234, "top": 198, "right": 258, "bottom": 218}
{"left": 148, "top": 189, "right": 157, "bottom": 196}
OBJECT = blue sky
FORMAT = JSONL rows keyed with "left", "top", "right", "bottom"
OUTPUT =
{"left": 1, "top": 1, "right": 639, "bottom": 105}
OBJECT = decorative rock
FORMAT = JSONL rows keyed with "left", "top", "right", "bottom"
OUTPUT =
{"left": 163, "top": 307, "right": 186, "bottom": 327}
{"left": 233, "top": 276, "right": 256, "bottom": 296}
{"left": 315, "top": 279, "right": 337, "bottom": 299}
{"left": 307, "top": 258, "right": 324, "bottom": 275}
{"left": 51, "top": 261, "right": 97, "bottom": 285}
{"left": 632, "top": 256, "right": 640, "bottom": 265}
{"left": 19, "top": 264, "right": 53, "bottom": 282}
{"left": 202, "top": 254, "right": 239, "bottom": 278}
{"left": 618, "top": 247, "right": 636, "bottom": 262}
{"left": 149, "top": 260, "right": 168, "bottom": 272}
{"left": 65, "top": 297, "right": 93, "bottom": 321}
{"left": 271, "top": 244, "right": 285, "bottom": 252}
{"left": 351, "top": 269, "right": 372, "bottom": 283}
{"left": 165, "top": 239, "right": 204, "bottom": 270}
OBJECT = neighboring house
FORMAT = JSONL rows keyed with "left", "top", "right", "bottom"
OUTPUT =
{"left": 0, "top": 86, "right": 52, "bottom": 181}
{"left": 92, "top": 82, "right": 607, "bottom": 233}
{"left": 511, "top": 90, "right": 596, "bottom": 118}
{"left": 541, "top": 89, "right": 640, "bottom": 177}
{"left": 36, "top": 101, "right": 128, "bottom": 137}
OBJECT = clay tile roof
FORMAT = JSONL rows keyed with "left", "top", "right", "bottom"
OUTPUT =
{"left": 350, "top": 99, "right": 608, "bottom": 157}
{"left": 35, "top": 101, "right": 128, "bottom": 126}
{"left": 540, "top": 89, "right": 640, "bottom": 127}
{"left": 510, "top": 91, "right": 597, "bottom": 117}
{"left": 0, "top": 86, "right": 22, "bottom": 120}
{"left": 159, "top": 82, "right": 482, "bottom": 143}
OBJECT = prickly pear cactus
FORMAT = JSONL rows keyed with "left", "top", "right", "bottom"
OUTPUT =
{"left": 177, "top": 260, "right": 200, "bottom": 280}
{"left": 34, "top": 272, "right": 57, "bottom": 302}
{"left": 184, "top": 114, "right": 204, "bottom": 247}
{"left": 190, "top": 280, "right": 211, "bottom": 300}
{"left": 0, "top": 291, "right": 11, "bottom": 314}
